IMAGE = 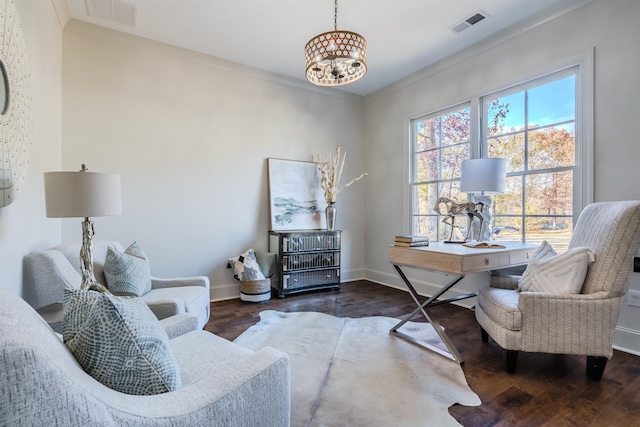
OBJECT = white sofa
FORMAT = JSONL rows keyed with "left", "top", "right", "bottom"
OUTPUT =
{"left": 0, "top": 286, "right": 290, "bottom": 425}
{"left": 26, "top": 240, "right": 211, "bottom": 329}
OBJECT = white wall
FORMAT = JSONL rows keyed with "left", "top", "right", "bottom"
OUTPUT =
{"left": 61, "top": 22, "right": 367, "bottom": 300}
{"left": 0, "top": 1, "right": 62, "bottom": 299}
{"left": 363, "top": 0, "right": 640, "bottom": 354}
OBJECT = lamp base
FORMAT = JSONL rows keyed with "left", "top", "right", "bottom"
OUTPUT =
{"left": 80, "top": 218, "right": 110, "bottom": 294}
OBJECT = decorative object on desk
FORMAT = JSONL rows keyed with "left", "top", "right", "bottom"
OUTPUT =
{"left": 394, "top": 234, "right": 429, "bottom": 247}
{"left": 462, "top": 241, "right": 506, "bottom": 249}
{"left": 267, "top": 158, "right": 326, "bottom": 231}
{"left": 460, "top": 158, "right": 507, "bottom": 241}
{"left": 44, "top": 164, "right": 122, "bottom": 292}
{"left": 0, "top": 0, "right": 33, "bottom": 207}
{"left": 433, "top": 197, "right": 484, "bottom": 243}
{"left": 316, "top": 146, "right": 367, "bottom": 230}
{"left": 235, "top": 310, "right": 480, "bottom": 427}
{"left": 304, "top": 0, "right": 367, "bottom": 87}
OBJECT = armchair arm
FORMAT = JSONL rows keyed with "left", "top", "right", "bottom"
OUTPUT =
{"left": 151, "top": 276, "right": 210, "bottom": 290}
{"left": 489, "top": 274, "right": 521, "bottom": 290}
{"left": 518, "top": 291, "right": 619, "bottom": 357}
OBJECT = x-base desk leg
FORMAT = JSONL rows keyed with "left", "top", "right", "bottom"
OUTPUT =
{"left": 389, "top": 264, "right": 476, "bottom": 364}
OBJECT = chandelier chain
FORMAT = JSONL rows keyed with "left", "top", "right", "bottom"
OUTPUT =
{"left": 334, "top": 0, "right": 338, "bottom": 31}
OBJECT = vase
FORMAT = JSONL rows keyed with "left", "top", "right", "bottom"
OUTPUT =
{"left": 325, "top": 203, "right": 337, "bottom": 231}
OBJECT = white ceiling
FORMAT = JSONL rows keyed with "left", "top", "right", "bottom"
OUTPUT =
{"left": 64, "top": 0, "right": 593, "bottom": 96}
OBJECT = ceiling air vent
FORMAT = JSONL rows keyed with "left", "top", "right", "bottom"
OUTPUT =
{"left": 451, "top": 10, "right": 489, "bottom": 34}
{"left": 86, "top": 0, "right": 136, "bottom": 27}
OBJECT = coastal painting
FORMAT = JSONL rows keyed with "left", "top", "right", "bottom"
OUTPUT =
{"left": 268, "top": 158, "right": 327, "bottom": 230}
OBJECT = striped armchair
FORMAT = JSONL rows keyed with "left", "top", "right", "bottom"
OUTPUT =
{"left": 475, "top": 201, "right": 640, "bottom": 380}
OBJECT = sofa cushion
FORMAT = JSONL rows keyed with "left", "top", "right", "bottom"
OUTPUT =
{"left": 518, "top": 240, "right": 595, "bottom": 294}
{"left": 104, "top": 241, "right": 152, "bottom": 296}
{"left": 229, "top": 248, "right": 266, "bottom": 281}
{"left": 63, "top": 288, "right": 181, "bottom": 395}
{"left": 477, "top": 287, "right": 522, "bottom": 331}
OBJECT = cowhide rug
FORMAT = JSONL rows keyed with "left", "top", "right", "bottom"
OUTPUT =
{"left": 234, "top": 310, "right": 480, "bottom": 427}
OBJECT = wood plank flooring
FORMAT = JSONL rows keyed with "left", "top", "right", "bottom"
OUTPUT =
{"left": 205, "top": 280, "right": 640, "bottom": 426}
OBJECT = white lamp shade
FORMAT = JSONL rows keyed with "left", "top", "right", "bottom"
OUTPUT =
{"left": 460, "top": 158, "right": 508, "bottom": 194}
{"left": 44, "top": 171, "right": 122, "bottom": 218}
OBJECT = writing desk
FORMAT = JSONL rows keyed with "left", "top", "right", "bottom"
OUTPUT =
{"left": 388, "top": 241, "right": 537, "bottom": 364}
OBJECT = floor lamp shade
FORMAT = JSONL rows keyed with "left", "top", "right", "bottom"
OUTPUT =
{"left": 44, "top": 167, "right": 122, "bottom": 292}
{"left": 460, "top": 158, "right": 507, "bottom": 194}
{"left": 44, "top": 171, "right": 122, "bottom": 218}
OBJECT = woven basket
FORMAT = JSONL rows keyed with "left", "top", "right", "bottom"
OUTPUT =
{"left": 240, "top": 279, "right": 271, "bottom": 303}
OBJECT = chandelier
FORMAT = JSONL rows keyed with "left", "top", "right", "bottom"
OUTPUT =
{"left": 304, "top": 0, "right": 367, "bottom": 87}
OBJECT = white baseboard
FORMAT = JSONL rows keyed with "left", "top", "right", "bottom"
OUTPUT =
{"left": 613, "top": 326, "right": 640, "bottom": 356}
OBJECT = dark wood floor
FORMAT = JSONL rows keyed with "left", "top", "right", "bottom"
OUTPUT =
{"left": 205, "top": 280, "right": 640, "bottom": 427}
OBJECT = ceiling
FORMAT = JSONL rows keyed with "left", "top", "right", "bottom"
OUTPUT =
{"left": 63, "top": 0, "right": 593, "bottom": 96}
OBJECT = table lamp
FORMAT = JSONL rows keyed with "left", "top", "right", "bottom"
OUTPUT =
{"left": 460, "top": 158, "right": 507, "bottom": 241}
{"left": 44, "top": 164, "right": 122, "bottom": 292}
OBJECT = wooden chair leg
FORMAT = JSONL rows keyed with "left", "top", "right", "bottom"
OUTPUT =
{"left": 506, "top": 350, "right": 518, "bottom": 373}
{"left": 586, "top": 356, "right": 607, "bottom": 381}
{"left": 481, "top": 327, "right": 489, "bottom": 343}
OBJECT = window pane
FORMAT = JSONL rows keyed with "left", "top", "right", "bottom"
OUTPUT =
{"left": 413, "top": 215, "right": 439, "bottom": 241}
{"left": 487, "top": 92, "right": 524, "bottom": 136}
{"left": 528, "top": 76, "right": 575, "bottom": 129}
{"left": 527, "top": 125, "right": 575, "bottom": 171}
{"left": 416, "top": 118, "right": 440, "bottom": 151}
{"left": 411, "top": 183, "right": 438, "bottom": 215}
{"left": 415, "top": 150, "right": 439, "bottom": 182}
{"left": 494, "top": 175, "right": 523, "bottom": 215}
{"left": 441, "top": 109, "right": 470, "bottom": 146}
{"left": 441, "top": 144, "right": 469, "bottom": 179}
{"left": 525, "top": 171, "right": 573, "bottom": 216}
{"left": 525, "top": 217, "right": 573, "bottom": 253}
{"left": 493, "top": 216, "right": 523, "bottom": 241}
{"left": 488, "top": 134, "right": 524, "bottom": 173}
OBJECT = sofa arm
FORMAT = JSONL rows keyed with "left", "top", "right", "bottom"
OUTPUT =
{"left": 151, "top": 276, "right": 210, "bottom": 290}
{"left": 159, "top": 313, "right": 199, "bottom": 339}
{"left": 101, "top": 331, "right": 291, "bottom": 426}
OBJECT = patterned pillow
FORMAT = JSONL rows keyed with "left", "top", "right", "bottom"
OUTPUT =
{"left": 104, "top": 241, "right": 151, "bottom": 296}
{"left": 229, "top": 248, "right": 266, "bottom": 281}
{"left": 518, "top": 240, "right": 595, "bottom": 294}
{"left": 63, "top": 288, "right": 181, "bottom": 395}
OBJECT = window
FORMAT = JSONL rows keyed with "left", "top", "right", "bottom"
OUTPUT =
{"left": 410, "top": 66, "right": 585, "bottom": 250}
{"left": 484, "top": 69, "right": 576, "bottom": 252}
{"left": 410, "top": 103, "right": 471, "bottom": 241}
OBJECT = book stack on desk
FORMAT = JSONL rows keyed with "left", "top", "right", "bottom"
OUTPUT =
{"left": 394, "top": 234, "right": 430, "bottom": 247}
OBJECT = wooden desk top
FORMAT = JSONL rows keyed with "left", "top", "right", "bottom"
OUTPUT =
{"left": 389, "top": 241, "right": 537, "bottom": 275}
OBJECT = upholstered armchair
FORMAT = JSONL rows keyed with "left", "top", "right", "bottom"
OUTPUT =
{"left": 0, "top": 286, "right": 290, "bottom": 426}
{"left": 25, "top": 240, "right": 211, "bottom": 329}
{"left": 475, "top": 201, "right": 640, "bottom": 380}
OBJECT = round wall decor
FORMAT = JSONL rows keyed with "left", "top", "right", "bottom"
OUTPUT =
{"left": 0, "top": 0, "right": 32, "bottom": 207}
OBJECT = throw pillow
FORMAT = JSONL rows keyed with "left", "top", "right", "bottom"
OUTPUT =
{"left": 104, "top": 241, "right": 152, "bottom": 296}
{"left": 63, "top": 288, "right": 181, "bottom": 395}
{"left": 229, "top": 248, "right": 266, "bottom": 281}
{"left": 518, "top": 240, "right": 595, "bottom": 294}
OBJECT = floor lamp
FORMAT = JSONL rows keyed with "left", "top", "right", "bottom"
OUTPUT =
{"left": 44, "top": 164, "right": 122, "bottom": 292}
{"left": 460, "top": 158, "right": 507, "bottom": 241}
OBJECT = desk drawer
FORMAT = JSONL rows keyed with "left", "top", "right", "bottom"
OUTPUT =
{"left": 510, "top": 249, "right": 534, "bottom": 265}
{"left": 463, "top": 253, "right": 509, "bottom": 271}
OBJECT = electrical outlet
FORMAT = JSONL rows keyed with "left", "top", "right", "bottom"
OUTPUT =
{"left": 628, "top": 290, "right": 640, "bottom": 308}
